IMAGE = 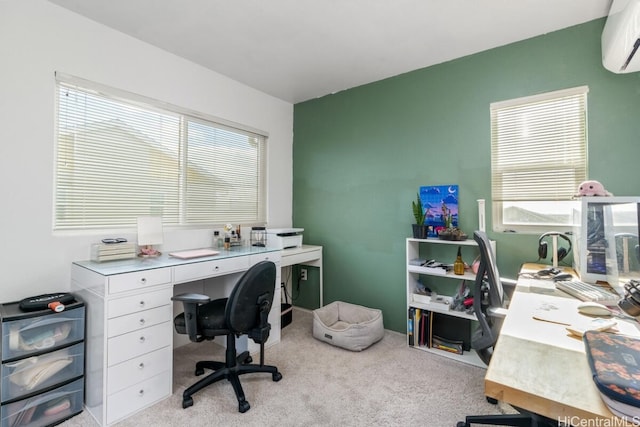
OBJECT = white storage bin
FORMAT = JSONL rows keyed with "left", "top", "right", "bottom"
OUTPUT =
{"left": 1, "top": 343, "right": 84, "bottom": 402}
{"left": 0, "top": 377, "right": 84, "bottom": 427}
{"left": 1, "top": 307, "right": 85, "bottom": 361}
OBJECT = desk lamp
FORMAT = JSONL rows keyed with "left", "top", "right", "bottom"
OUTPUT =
{"left": 137, "top": 216, "right": 163, "bottom": 257}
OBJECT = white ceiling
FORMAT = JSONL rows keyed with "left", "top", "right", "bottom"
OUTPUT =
{"left": 49, "top": 0, "right": 612, "bottom": 104}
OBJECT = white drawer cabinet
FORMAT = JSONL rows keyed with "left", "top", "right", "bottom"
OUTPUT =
{"left": 71, "top": 247, "right": 282, "bottom": 426}
{"left": 71, "top": 264, "right": 175, "bottom": 427}
{"left": 0, "top": 300, "right": 86, "bottom": 427}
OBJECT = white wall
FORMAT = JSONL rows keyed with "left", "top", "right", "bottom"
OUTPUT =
{"left": 0, "top": 1, "right": 293, "bottom": 302}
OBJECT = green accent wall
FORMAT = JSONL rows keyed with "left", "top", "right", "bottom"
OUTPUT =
{"left": 292, "top": 18, "right": 640, "bottom": 333}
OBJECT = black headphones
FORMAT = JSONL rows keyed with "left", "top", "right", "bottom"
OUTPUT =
{"left": 538, "top": 232, "right": 572, "bottom": 262}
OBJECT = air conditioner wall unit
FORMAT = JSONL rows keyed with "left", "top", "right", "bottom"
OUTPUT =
{"left": 602, "top": 0, "right": 640, "bottom": 73}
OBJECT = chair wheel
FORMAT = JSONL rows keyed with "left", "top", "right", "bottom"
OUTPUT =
{"left": 456, "top": 423, "right": 469, "bottom": 427}
{"left": 244, "top": 356, "right": 252, "bottom": 364}
{"left": 273, "top": 372, "right": 282, "bottom": 382}
{"left": 239, "top": 400, "right": 250, "bottom": 413}
{"left": 195, "top": 367, "right": 204, "bottom": 376}
{"left": 182, "top": 396, "right": 193, "bottom": 409}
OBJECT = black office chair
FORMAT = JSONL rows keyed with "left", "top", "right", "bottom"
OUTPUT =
{"left": 457, "top": 231, "right": 558, "bottom": 427}
{"left": 172, "top": 260, "right": 282, "bottom": 413}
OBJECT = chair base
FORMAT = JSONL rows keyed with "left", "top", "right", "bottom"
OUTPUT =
{"left": 457, "top": 406, "right": 558, "bottom": 427}
{"left": 182, "top": 336, "right": 282, "bottom": 413}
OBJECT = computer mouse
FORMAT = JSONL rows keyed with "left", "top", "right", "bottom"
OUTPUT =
{"left": 577, "top": 301, "right": 612, "bottom": 317}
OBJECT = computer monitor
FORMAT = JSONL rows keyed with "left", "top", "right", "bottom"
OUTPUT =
{"left": 572, "top": 197, "right": 640, "bottom": 292}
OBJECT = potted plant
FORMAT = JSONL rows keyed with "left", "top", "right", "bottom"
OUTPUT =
{"left": 437, "top": 201, "right": 467, "bottom": 240}
{"left": 412, "top": 193, "right": 428, "bottom": 239}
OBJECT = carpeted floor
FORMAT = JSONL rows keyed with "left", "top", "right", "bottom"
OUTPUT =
{"left": 61, "top": 308, "right": 512, "bottom": 426}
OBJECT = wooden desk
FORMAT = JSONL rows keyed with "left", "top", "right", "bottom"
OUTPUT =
{"left": 485, "top": 263, "right": 640, "bottom": 425}
{"left": 280, "top": 245, "right": 324, "bottom": 306}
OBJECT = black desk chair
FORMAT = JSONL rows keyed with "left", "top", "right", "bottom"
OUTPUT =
{"left": 172, "top": 260, "right": 282, "bottom": 413}
{"left": 457, "top": 231, "right": 558, "bottom": 427}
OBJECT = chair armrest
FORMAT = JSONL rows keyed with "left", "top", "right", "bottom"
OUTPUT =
{"left": 500, "top": 278, "right": 517, "bottom": 288}
{"left": 171, "top": 293, "right": 211, "bottom": 304}
{"left": 171, "top": 293, "right": 210, "bottom": 342}
{"left": 487, "top": 306, "right": 509, "bottom": 319}
{"left": 500, "top": 278, "right": 517, "bottom": 305}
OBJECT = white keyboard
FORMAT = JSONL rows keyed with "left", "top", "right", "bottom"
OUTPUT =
{"left": 555, "top": 280, "right": 621, "bottom": 306}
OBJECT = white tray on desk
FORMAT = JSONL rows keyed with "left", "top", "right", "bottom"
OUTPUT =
{"left": 168, "top": 248, "right": 220, "bottom": 259}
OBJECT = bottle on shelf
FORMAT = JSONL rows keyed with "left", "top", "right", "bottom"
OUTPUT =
{"left": 213, "top": 231, "right": 222, "bottom": 248}
{"left": 453, "top": 246, "right": 465, "bottom": 275}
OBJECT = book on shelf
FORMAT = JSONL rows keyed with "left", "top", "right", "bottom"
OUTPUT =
{"left": 409, "top": 308, "right": 434, "bottom": 348}
{"left": 428, "top": 311, "right": 434, "bottom": 348}
{"left": 419, "top": 310, "right": 432, "bottom": 347}
{"left": 408, "top": 308, "right": 415, "bottom": 346}
{"left": 415, "top": 308, "right": 421, "bottom": 345}
{"left": 432, "top": 334, "right": 464, "bottom": 355}
{"left": 409, "top": 307, "right": 470, "bottom": 353}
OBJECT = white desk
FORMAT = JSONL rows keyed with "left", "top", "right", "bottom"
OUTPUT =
{"left": 280, "top": 245, "right": 324, "bottom": 306}
{"left": 71, "top": 247, "right": 281, "bottom": 426}
{"left": 485, "top": 263, "right": 640, "bottom": 424}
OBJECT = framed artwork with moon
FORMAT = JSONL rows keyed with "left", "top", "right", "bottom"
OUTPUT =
{"left": 419, "top": 185, "right": 459, "bottom": 237}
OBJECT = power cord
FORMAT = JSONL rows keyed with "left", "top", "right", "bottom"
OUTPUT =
{"left": 282, "top": 266, "right": 301, "bottom": 303}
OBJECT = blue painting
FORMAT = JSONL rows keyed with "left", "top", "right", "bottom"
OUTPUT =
{"left": 419, "top": 185, "right": 459, "bottom": 237}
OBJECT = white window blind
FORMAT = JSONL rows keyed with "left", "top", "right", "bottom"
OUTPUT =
{"left": 55, "top": 74, "right": 267, "bottom": 230}
{"left": 490, "top": 86, "right": 588, "bottom": 232}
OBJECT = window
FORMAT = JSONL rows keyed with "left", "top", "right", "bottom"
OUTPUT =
{"left": 490, "top": 86, "right": 588, "bottom": 233}
{"left": 54, "top": 73, "right": 267, "bottom": 231}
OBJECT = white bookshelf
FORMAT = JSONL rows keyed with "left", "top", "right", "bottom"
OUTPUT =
{"left": 406, "top": 237, "right": 495, "bottom": 369}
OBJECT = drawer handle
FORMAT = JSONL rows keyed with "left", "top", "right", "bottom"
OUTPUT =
{"left": 138, "top": 362, "right": 145, "bottom": 370}
{"left": 139, "top": 318, "right": 146, "bottom": 325}
{"left": 214, "top": 266, "right": 219, "bottom": 271}
{"left": 140, "top": 277, "right": 147, "bottom": 284}
{"left": 139, "top": 300, "right": 146, "bottom": 307}
{"left": 139, "top": 389, "right": 144, "bottom": 397}
{"left": 139, "top": 336, "right": 146, "bottom": 343}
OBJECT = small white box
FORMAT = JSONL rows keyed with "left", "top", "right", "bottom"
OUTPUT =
{"left": 412, "top": 294, "right": 431, "bottom": 304}
{"left": 91, "top": 243, "right": 136, "bottom": 262}
{"left": 266, "top": 228, "right": 304, "bottom": 249}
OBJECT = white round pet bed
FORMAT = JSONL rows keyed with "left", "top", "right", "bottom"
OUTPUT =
{"left": 312, "top": 301, "right": 384, "bottom": 351}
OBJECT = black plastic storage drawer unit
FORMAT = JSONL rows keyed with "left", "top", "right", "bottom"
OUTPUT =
{"left": 0, "top": 297, "right": 85, "bottom": 427}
